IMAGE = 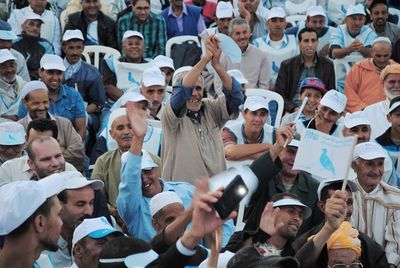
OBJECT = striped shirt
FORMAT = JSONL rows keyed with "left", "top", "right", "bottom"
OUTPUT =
{"left": 117, "top": 12, "right": 167, "bottom": 59}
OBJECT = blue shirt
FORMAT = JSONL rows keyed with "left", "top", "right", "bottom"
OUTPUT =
{"left": 117, "top": 152, "right": 235, "bottom": 245}
{"left": 18, "top": 84, "right": 86, "bottom": 121}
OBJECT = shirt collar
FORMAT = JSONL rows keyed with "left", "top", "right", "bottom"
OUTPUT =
{"left": 168, "top": 3, "right": 187, "bottom": 16}
{"left": 266, "top": 34, "right": 287, "bottom": 45}
{"left": 27, "top": 112, "right": 55, "bottom": 123}
{"left": 64, "top": 57, "right": 82, "bottom": 69}
{"left": 299, "top": 53, "right": 317, "bottom": 65}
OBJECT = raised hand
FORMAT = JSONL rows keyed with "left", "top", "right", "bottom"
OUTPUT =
{"left": 238, "top": 1, "right": 251, "bottom": 22}
{"left": 275, "top": 123, "right": 295, "bottom": 148}
{"left": 259, "top": 202, "right": 284, "bottom": 236}
{"left": 324, "top": 190, "right": 347, "bottom": 231}
{"left": 126, "top": 103, "right": 148, "bottom": 139}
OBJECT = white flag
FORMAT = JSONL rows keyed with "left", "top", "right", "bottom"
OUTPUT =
{"left": 293, "top": 129, "right": 357, "bottom": 180}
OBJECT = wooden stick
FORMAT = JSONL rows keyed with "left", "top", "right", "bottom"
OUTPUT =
{"left": 283, "top": 97, "right": 308, "bottom": 148}
{"left": 341, "top": 136, "right": 358, "bottom": 191}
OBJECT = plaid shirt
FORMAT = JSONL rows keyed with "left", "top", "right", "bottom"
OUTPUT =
{"left": 117, "top": 12, "right": 167, "bottom": 59}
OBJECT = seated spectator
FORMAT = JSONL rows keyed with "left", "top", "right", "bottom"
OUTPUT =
{"left": 369, "top": 0, "right": 400, "bottom": 44}
{"left": 117, "top": 0, "right": 166, "bottom": 57}
{"left": 281, "top": 77, "right": 326, "bottom": 127}
{"left": 364, "top": 64, "right": 400, "bottom": 138}
{"left": 227, "top": 248, "right": 300, "bottom": 268}
{"left": 345, "top": 37, "right": 394, "bottom": 112}
{"left": 227, "top": 69, "right": 248, "bottom": 95}
{"left": 237, "top": 0, "right": 267, "bottom": 40}
{"left": 214, "top": 18, "right": 270, "bottom": 93}
{"left": 19, "top": 54, "right": 87, "bottom": 139}
{"left": 201, "top": 1, "right": 234, "bottom": 38}
{"left": 65, "top": 0, "right": 127, "bottom": 22}
{"left": 222, "top": 95, "right": 275, "bottom": 161}
{"left": 253, "top": 7, "right": 298, "bottom": 89}
{"left": 0, "top": 20, "right": 30, "bottom": 82}
{"left": 160, "top": 0, "right": 206, "bottom": 39}
{"left": 0, "top": 121, "right": 25, "bottom": 166}
{"left": 18, "top": 81, "right": 85, "bottom": 171}
{"left": 64, "top": 0, "right": 118, "bottom": 49}
{"left": 329, "top": 4, "right": 377, "bottom": 60}
{"left": 275, "top": 28, "right": 335, "bottom": 113}
{"left": 8, "top": 0, "right": 61, "bottom": 55}
{"left": 185, "top": 0, "right": 217, "bottom": 26}
{"left": 12, "top": 13, "right": 54, "bottom": 81}
{"left": 0, "top": 49, "right": 25, "bottom": 121}
{"left": 296, "top": 90, "right": 347, "bottom": 137}
{"left": 152, "top": 55, "right": 175, "bottom": 86}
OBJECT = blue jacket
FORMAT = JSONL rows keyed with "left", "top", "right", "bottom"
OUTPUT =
{"left": 160, "top": 5, "right": 201, "bottom": 39}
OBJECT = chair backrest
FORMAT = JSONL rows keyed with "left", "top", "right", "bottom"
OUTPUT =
{"left": 333, "top": 55, "right": 363, "bottom": 93}
{"left": 389, "top": 7, "right": 400, "bottom": 25}
{"left": 245, "top": 88, "right": 284, "bottom": 128}
{"left": 82, "top": 45, "right": 121, "bottom": 69}
{"left": 285, "top": 0, "right": 316, "bottom": 16}
{"left": 165, "top": 35, "right": 201, "bottom": 58}
{"left": 115, "top": 61, "right": 153, "bottom": 91}
{"left": 60, "top": 10, "right": 68, "bottom": 33}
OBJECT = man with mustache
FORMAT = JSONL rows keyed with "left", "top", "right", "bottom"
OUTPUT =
{"left": 139, "top": 66, "right": 166, "bottom": 120}
{"left": 369, "top": 0, "right": 400, "bottom": 44}
{"left": 201, "top": 1, "right": 233, "bottom": 38}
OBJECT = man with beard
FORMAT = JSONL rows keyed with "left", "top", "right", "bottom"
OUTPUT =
{"left": 345, "top": 37, "right": 394, "bottom": 112}
{"left": 0, "top": 49, "right": 25, "bottom": 121}
{"left": 369, "top": 0, "right": 400, "bottom": 44}
{"left": 139, "top": 66, "right": 166, "bottom": 120}
{"left": 0, "top": 174, "right": 66, "bottom": 268}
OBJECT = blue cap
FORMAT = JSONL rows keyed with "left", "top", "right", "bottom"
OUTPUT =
{"left": 0, "top": 20, "right": 17, "bottom": 41}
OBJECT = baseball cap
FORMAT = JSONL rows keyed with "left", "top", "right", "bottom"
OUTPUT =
{"left": 23, "top": 12, "right": 45, "bottom": 23}
{"left": 72, "top": 216, "right": 123, "bottom": 251}
{"left": 119, "top": 91, "right": 151, "bottom": 107}
{"left": 268, "top": 7, "right": 286, "bottom": 20}
{"left": 0, "top": 175, "right": 65, "bottom": 235}
{"left": 299, "top": 77, "right": 327, "bottom": 95}
{"left": 227, "top": 69, "right": 248, "bottom": 84}
{"left": 62, "top": 171, "right": 104, "bottom": 190}
{"left": 353, "top": 142, "right": 387, "bottom": 160}
{"left": 272, "top": 198, "right": 312, "bottom": 219}
{"left": 216, "top": 1, "right": 234, "bottom": 19}
{"left": 172, "top": 66, "right": 193, "bottom": 85}
{"left": 20, "top": 80, "right": 48, "bottom": 99}
{"left": 40, "top": 54, "right": 66, "bottom": 71}
{"left": 63, "top": 29, "right": 84, "bottom": 42}
{"left": 344, "top": 111, "right": 371, "bottom": 128}
{"left": 122, "top": 30, "right": 144, "bottom": 42}
{"left": 317, "top": 178, "right": 358, "bottom": 201}
{"left": 388, "top": 96, "right": 400, "bottom": 114}
{"left": 152, "top": 55, "right": 175, "bottom": 71}
{"left": 0, "top": 48, "right": 16, "bottom": 64}
{"left": 0, "top": 122, "right": 26, "bottom": 145}
{"left": 346, "top": 4, "right": 366, "bottom": 17}
{"left": 0, "top": 20, "right": 17, "bottom": 40}
{"left": 141, "top": 150, "right": 158, "bottom": 170}
{"left": 142, "top": 66, "right": 166, "bottom": 87}
{"left": 287, "top": 139, "right": 300, "bottom": 148}
{"left": 150, "top": 191, "right": 183, "bottom": 217}
{"left": 306, "top": 5, "right": 326, "bottom": 17}
{"left": 243, "top": 95, "right": 269, "bottom": 112}
{"left": 320, "top": 90, "right": 347, "bottom": 113}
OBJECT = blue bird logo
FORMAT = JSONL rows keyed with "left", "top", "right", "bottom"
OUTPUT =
{"left": 341, "top": 5, "right": 347, "bottom": 14}
{"left": 272, "top": 61, "right": 280, "bottom": 73}
{"left": 128, "top": 72, "right": 140, "bottom": 86}
{"left": 320, "top": 148, "right": 336, "bottom": 176}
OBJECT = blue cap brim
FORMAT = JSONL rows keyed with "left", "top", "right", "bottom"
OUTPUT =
{"left": 88, "top": 228, "right": 122, "bottom": 239}
{"left": 0, "top": 31, "right": 17, "bottom": 40}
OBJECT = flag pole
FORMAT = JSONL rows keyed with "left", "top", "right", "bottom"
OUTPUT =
{"left": 283, "top": 97, "right": 308, "bottom": 148}
{"left": 341, "top": 136, "right": 357, "bottom": 191}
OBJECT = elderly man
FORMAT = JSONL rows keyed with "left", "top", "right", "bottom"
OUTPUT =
{"left": 330, "top": 4, "right": 377, "bottom": 60}
{"left": 253, "top": 7, "right": 298, "bottom": 89}
{"left": 8, "top": 0, "right": 61, "bottom": 55}
{"left": 364, "top": 64, "right": 400, "bottom": 138}
{"left": 214, "top": 18, "right": 269, "bottom": 93}
{"left": 237, "top": 0, "right": 267, "bottom": 40}
{"left": 0, "top": 49, "right": 25, "bottom": 121}
{"left": 162, "top": 36, "right": 243, "bottom": 182}
{"left": 369, "top": 0, "right": 400, "bottom": 44}
{"left": 201, "top": 1, "right": 233, "bottom": 38}
{"left": 275, "top": 28, "right": 335, "bottom": 113}
{"left": 18, "top": 81, "right": 85, "bottom": 171}
{"left": 118, "top": 0, "right": 166, "bottom": 57}
{"left": 0, "top": 121, "right": 25, "bottom": 166}
{"left": 345, "top": 37, "right": 394, "bottom": 112}
{"left": 64, "top": 0, "right": 117, "bottom": 49}
{"left": 0, "top": 175, "right": 65, "bottom": 267}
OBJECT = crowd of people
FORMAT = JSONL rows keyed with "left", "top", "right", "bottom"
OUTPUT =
{"left": 2, "top": 0, "right": 400, "bottom": 267}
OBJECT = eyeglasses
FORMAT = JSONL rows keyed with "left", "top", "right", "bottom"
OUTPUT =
{"left": 328, "top": 263, "right": 363, "bottom": 268}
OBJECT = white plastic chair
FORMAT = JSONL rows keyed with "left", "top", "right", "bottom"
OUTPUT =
{"left": 245, "top": 88, "right": 284, "bottom": 128}
{"left": 82, "top": 45, "right": 121, "bottom": 69}
{"left": 285, "top": 0, "right": 316, "bottom": 16}
{"left": 389, "top": 7, "right": 400, "bottom": 26}
{"left": 165, "top": 35, "right": 201, "bottom": 58}
{"left": 285, "top": 15, "right": 307, "bottom": 27}
{"left": 60, "top": 9, "right": 68, "bottom": 33}
{"left": 114, "top": 61, "right": 153, "bottom": 90}
{"left": 333, "top": 55, "right": 363, "bottom": 92}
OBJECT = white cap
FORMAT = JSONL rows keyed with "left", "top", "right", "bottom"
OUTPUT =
{"left": 123, "top": 30, "right": 144, "bottom": 42}
{"left": 172, "top": 66, "right": 193, "bottom": 85}
{"left": 20, "top": 80, "right": 48, "bottom": 99}
{"left": 317, "top": 178, "right": 358, "bottom": 201}
{"left": 268, "top": 7, "right": 286, "bottom": 20}
{"left": 227, "top": 69, "right": 248, "bottom": 84}
{"left": 0, "top": 122, "right": 25, "bottom": 145}
{"left": 152, "top": 55, "right": 175, "bottom": 71}
{"left": 149, "top": 191, "right": 183, "bottom": 217}
{"left": 23, "top": 12, "right": 45, "bottom": 23}
{"left": 216, "top": 1, "right": 233, "bottom": 19}
{"left": 287, "top": 139, "right": 299, "bottom": 148}
{"left": 142, "top": 150, "right": 158, "bottom": 170}
{"left": 344, "top": 111, "right": 371, "bottom": 128}
{"left": 0, "top": 175, "right": 66, "bottom": 235}
{"left": 119, "top": 92, "right": 151, "bottom": 107}
{"left": 108, "top": 108, "right": 127, "bottom": 130}
{"left": 63, "top": 29, "right": 84, "bottom": 42}
{"left": 273, "top": 198, "right": 312, "bottom": 219}
{"left": 388, "top": 97, "right": 400, "bottom": 114}
{"left": 353, "top": 142, "right": 387, "bottom": 160}
{"left": 0, "top": 48, "right": 16, "bottom": 64}
{"left": 306, "top": 5, "right": 326, "bottom": 17}
{"left": 346, "top": 4, "right": 366, "bottom": 17}
{"left": 40, "top": 54, "right": 66, "bottom": 71}
{"left": 243, "top": 95, "right": 269, "bottom": 112}
{"left": 62, "top": 171, "right": 104, "bottom": 190}
{"left": 72, "top": 216, "right": 123, "bottom": 251}
{"left": 372, "top": 36, "right": 392, "bottom": 46}
{"left": 142, "top": 66, "right": 166, "bottom": 87}
{"left": 320, "top": 90, "right": 347, "bottom": 113}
